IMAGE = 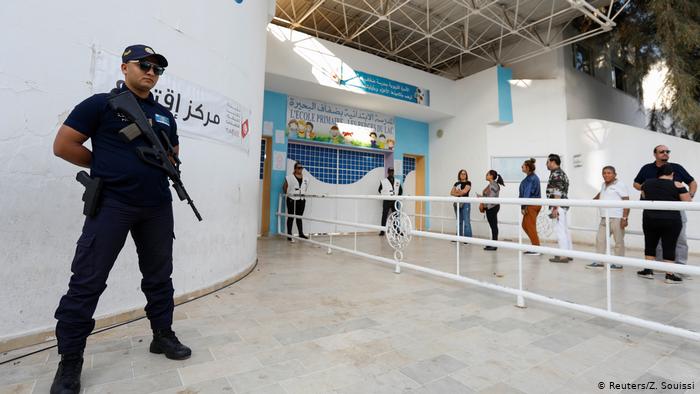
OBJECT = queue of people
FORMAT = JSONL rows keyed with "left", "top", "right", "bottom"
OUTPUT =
{"left": 446, "top": 146, "right": 695, "bottom": 285}
{"left": 281, "top": 145, "right": 695, "bottom": 285}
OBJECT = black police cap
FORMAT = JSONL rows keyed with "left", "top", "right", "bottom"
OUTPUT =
{"left": 121, "top": 44, "right": 168, "bottom": 67}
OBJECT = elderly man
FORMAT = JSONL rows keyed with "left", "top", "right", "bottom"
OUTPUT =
{"left": 587, "top": 166, "right": 630, "bottom": 270}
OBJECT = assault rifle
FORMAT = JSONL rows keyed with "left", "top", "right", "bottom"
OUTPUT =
{"left": 108, "top": 83, "right": 202, "bottom": 221}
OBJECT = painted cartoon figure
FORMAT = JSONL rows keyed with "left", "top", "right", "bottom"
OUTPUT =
{"left": 387, "top": 138, "right": 395, "bottom": 150}
{"left": 378, "top": 134, "right": 386, "bottom": 149}
{"left": 342, "top": 131, "right": 354, "bottom": 144}
{"left": 296, "top": 120, "right": 307, "bottom": 139}
{"left": 415, "top": 88, "right": 424, "bottom": 105}
{"left": 305, "top": 122, "right": 315, "bottom": 139}
{"left": 369, "top": 131, "right": 377, "bottom": 148}
{"left": 330, "top": 125, "right": 341, "bottom": 144}
{"left": 287, "top": 119, "right": 298, "bottom": 137}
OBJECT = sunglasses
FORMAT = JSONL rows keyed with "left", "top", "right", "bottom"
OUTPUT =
{"left": 129, "top": 60, "right": 165, "bottom": 75}
{"left": 657, "top": 150, "right": 671, "bottom": 154}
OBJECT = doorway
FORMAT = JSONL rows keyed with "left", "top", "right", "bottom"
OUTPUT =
{"left": 259, "top": 136, "right": 272, "bottom": 236}
{"left": 403, "top": 154, "right": 426, "bottom": 230}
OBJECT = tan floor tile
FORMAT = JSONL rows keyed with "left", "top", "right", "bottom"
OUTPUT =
{"left": 177, "top": 354, "right": 262, "bottom": 386}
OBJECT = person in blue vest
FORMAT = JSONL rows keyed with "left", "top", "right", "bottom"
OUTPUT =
{"left": 50, "top": 45, "right": 191, "bottom": 394}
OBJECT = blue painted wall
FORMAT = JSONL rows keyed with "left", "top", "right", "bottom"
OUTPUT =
{"left": 263, "top": 90, "right": 288, "bottom": 234}
{"left": 395, "top": 117, "right": 431, "bottom": 227}
{"left": 262, "top": 90, "right": 431, "bottom": 233}
{"left": 497, "top": 65, "right": 513, "bottom": 124}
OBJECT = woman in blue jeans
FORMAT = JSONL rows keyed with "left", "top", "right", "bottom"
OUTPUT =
{"left": 451, "top": 169, "right": 472, "bottom": 241}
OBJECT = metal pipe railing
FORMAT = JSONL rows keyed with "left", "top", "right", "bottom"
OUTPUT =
{"left": 276, "top": 193, "right": 700, "bottom": 341}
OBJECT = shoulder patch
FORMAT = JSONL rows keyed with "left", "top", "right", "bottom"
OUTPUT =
{"left": 154, "top": 113, "right": 170, "bottom": 126}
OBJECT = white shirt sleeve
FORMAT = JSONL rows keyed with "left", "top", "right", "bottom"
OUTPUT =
{"left": 617, "top": 182, "right": 630, "bottom": 198}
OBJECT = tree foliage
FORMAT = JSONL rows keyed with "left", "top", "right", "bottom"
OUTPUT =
{"left": 576, "top": 0, "right": 700, "bottom": 139}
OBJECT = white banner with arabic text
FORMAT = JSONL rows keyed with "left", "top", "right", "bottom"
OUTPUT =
{"left": 92, "top": 51, "right": 251, "bottom": 151}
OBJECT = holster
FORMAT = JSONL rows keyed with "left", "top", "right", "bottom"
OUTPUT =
{"left": 76, "top": 171, "right": 103, "bottom": 217}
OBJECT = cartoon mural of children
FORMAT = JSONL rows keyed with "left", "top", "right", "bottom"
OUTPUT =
{"left": 387, "top": 138, "right": 395, "bottom": 150}
{"left": 369, "top": 131, "right": 378, "bottom": 148}
{"left": 287, "top": 119, "right": 298, "bottom": 137}
{"left": 330, "top": 125, "right": 341, "bottom": 144}
{"left": 305, "top": 122, "right": 315, "bottom": 139}
{"left": 342, "top": 131, "right": 354, "bottom": 144}
{"left": 378, "top": 134, "right": 386, "bottom": 149}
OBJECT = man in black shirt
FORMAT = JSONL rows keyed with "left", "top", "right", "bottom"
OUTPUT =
{"left": 633, "top": 145, "right": 696, "bottom": 269}
{"left": 50, "top": 44, "right": 191, "bottom": 394}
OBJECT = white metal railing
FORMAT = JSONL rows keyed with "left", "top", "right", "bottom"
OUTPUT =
{"left": 406, "top": 206, "right": 700, "bottom": 242}
{"left": 276, "top": 193, "right": 700, "bottom": 341}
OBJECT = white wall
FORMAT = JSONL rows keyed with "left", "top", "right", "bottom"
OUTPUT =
{"left": 566, "top": 119, "right": 700, "bottom": 250}
{"left": 563, "top": 51, "right": 647, "bottom": 129}
{"left": 428, "top": 68, "right": 500, "bottom": 232}
{"left": 0, "top": 0, "right": 270, "bottom": 342}
{"left": 482, "top": 79, "right": 569, "bottom": 240}
{"left": 510, "top": 49, "right": 565, "bottom": 80}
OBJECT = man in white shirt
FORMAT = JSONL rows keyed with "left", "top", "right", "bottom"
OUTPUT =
{"left": 587, "top": 166, "right": 630, "bottom": 270}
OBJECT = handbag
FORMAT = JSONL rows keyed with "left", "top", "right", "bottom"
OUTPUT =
{"left": 479, "top": 203, "right": 486, "bottom": 213}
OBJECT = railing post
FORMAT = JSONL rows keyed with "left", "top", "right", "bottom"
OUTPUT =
{"left": 605, "top": 209, "right": 612, "bottom": 312}
{"left": 328, "top": 233, "right": 333, "bottom": 254}
{"left": 456, "top": 201, "right": 460, "bottom": 276}
{"left": 277, "top": 193, "right": 283, "bottom": 236}
{"left": 516, "top": 206, "right": 526, "bottom": 308}
{"left": 354, "top": 199, "right": 358, "bottom": 252}
{"left": 440, "top": 202, "right": 445, "bottom": 234}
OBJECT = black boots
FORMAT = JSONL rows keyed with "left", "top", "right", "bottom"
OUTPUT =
{"left": 150, "top": 328, "right": 192, "bottom": 360}
{"left": 50, "top": 353, "right": 83, "bottom": 394}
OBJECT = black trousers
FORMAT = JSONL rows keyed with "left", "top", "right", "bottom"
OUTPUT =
{"left": 286, "top": 198, "right": 306, "bottom": 236}
{"left": 381, "top": 200, "right": 395, "bottom": 228}
{"left": 55, "top": 199, "right": 175, "bottom": 355}
{"left": 485, "top": 205, "right": 500, "bottom": 240}
{"left": 643, "top": 216, "right": 682, "bottom": 261}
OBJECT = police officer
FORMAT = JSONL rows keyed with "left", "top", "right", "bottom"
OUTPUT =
{"left": 50, "top": 45, "right": 191, "bottom": 394}
{"left": 378, "top": 167, "right": 403, "bottom": 235}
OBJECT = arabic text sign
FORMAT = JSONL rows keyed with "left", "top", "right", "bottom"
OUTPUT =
{"left": 92, "top": 52, "right": 251, "bottom": 149}
{"left": 286, "top": 96, "right": 396, "bottom": 150}
{"left": 341, "top": 71, "right": 430, "bottom": 106}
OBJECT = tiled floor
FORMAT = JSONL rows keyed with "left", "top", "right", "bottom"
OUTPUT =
{"left": 1, "top": 235, "right": 699, "bottom": 393}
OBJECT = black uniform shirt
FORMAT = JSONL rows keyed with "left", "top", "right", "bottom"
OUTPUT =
{"left": 64, "top": 85, "right": 178, "bottom": 206}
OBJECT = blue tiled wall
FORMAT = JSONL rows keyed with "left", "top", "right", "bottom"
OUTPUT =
{"left": 288, "top": 143, "right": 384, "bottom": 184}
{"left": 338, "top": 149, "right": 384, "bottom": 184}
{"left": 288, "top": 143, "right": 337, "bottom": 184}
{"left": 403, "top": 156, "right": 416, "bottom": 179}
{"left": 259, "top": 138, "right": 266, "bottom": 180}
